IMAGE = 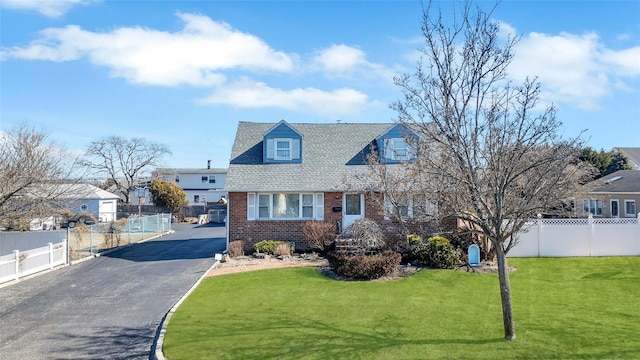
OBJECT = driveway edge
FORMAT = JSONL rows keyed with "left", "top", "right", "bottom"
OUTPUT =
{"left": 151, "top": 259, "right": 221, "bottom": 360}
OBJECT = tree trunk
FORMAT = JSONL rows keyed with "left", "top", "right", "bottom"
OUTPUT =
{"left": 495, "top": 244, "right": 516, "bottom": 340}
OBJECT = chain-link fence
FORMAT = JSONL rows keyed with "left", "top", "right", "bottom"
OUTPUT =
{"left": 67, "top": 214, "right": 172, "bottom": 261}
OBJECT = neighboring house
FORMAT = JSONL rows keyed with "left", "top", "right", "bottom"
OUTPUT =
{"left": 582, "top": 170, "right": 639, "bottom": 218}
{"left": 155, "top": 163, "right": 228, "bottom": 206}
{"left": 59, "top": 183, "right": 120, "bottom": 223}
{"left": 614, "top": 147, "right": 640, "bottom": 170}
{"left": 225, "top": 120, "right": 421, "bottom": 251}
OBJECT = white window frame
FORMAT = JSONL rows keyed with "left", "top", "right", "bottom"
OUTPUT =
{"left": 384, "top": 194, "right": 436, "bottom": 220}
{"left": 248, "top": 193, "right": 323, "bottom": 220}
{"left": 610, "top": 199, "right": 620, "bottom": 218}
{"left": 274, "top": 138, "right": 292, "bottom": 160}
{"left": 201, "top": 176, "right": 208, "bottom": 183}
{"left": 624, "top": 199, "right": 636, "bottom": 217}
{"left": 391, "top": 138, "right": 408, "bottom": 160}
{"left": 583, "top": 199, "right": 602, "bottom": 216}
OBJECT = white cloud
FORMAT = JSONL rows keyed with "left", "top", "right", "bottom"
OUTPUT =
{"left": 313, "top": 44, "right": 367, "bottom": 74}
{"left": 509, "top": 31, "right": 640, "bottom": 110}
{"left": 312, "top": 44, "right": 398, "bottom": 83}
{"left": 0, "top": 12, "right": 294, "bottom": 87}
{"left": 197, "top": 78, "right": 370, "bottom": 117}
{"left": 1, "top": 0, "right": 98, "bottom": 17}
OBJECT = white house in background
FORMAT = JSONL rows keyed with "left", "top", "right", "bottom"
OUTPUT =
{"left": 155, "top": 161, "right": 228, "bottom": 206}
{"left": 59, "top": 183, "right": 120, "bottom": 222}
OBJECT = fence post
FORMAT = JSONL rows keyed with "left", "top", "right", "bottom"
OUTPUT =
{"left": 64, "top": 239, "right": 68, "bottom": 265}
{"left": 14, "top": 250, "right": 20, "bottom": 280}
{"left": 637, "top": 213, "right": 640, "bottom": 256}
{"left": 588, "top": 213, "right": 593, "bottom": 257}
{"left": 537, "top": 214, "right": 542, "bottom": 257}
{"left": 48, "top": 242, "right": 53, "bottom": 270}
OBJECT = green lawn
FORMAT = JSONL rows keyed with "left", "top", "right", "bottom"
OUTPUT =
{"left": 163, "top": 257, "right": 640, "bottom": 360}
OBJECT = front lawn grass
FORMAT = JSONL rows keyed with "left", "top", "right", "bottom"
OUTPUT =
{"left": 163, "top": 257, "right": 640, "bottom": 359}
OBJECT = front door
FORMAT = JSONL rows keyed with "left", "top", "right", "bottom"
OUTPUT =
{"left": 343, "top": 193, "right": 364, "bottom": 230}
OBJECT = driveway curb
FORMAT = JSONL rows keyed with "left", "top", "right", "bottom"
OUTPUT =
{"left": 151, "top": 258, "right": 221, "bottom": 360}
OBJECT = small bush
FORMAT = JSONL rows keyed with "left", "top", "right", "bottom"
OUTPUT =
{"left": 228, "top": 240, "right": 244, "bottom": 257}
{"left": 254, "top": 240, "right": 290, "bottom": 255}
{"left": 303, "top": 221, "right": 336, "bottom": 254}
{"left": 274, "top": 243, "right": 291, "bottom": 256}
{"left": 407, "top": 234, "right": 421, "bottom": 244}
{"left": 410, "top": 236, "right": 460, "bottom": 269}
{"left": 327, "top": 250, "right": 401, "bottom": 280}
{"left": 337, "top": 218, "right": 385, "bottom": 255}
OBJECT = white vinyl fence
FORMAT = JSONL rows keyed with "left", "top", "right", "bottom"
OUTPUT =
{"left": 0, "top": 240, "right": 67, "bottom": 284}
{"left": 509, "top": 214, "right": 640, "bottom": 257}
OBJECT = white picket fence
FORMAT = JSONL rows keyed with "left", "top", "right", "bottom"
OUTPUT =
{"left": 509, "top": 215, "right": 640, "bottom": 257}
{"left": 0, "top": 240, "right": 67, "bottom": 284}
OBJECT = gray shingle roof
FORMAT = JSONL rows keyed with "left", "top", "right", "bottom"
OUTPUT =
{"left": 225, "top": 122, "right": 394, "bottom": 192}
{"left": 589, "top": 170, "right": 640, "bottom": 193}
{"left": 616, "top": 147, "right": 640, "bottom": 170}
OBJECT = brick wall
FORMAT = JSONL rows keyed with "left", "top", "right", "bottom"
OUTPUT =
{"left": 229, "top": 192, "right": 343, "bottom": 252}
{"left": 228, "top": 191, "right": 443, "bottom": 253}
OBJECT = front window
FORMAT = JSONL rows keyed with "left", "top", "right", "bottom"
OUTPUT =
{"left": 583, "top": 199, "right": 602, "bottom": 216}
{"left": 255, "top": 193, "right": 319, "bottom": 219}
{"left": 275, "top": 139, "right": 292, "bottom": 160}
{"left": 273, "top": 193, "right": 299, "bottom": 218}
{"left": 194, "top": 195, "right": 200, "bottom": 203}
{"left": 209, "top": 176, "right": 216, "bottom": 184}
{"left": 624, "top": 200, "right": 636, "bottom": 217}
{"left": 258, "top": 195, "right": 270, "bottom": 218}
{"left": 386, "top": 194, "right": 436, "bottom": 220}
{"left": 201, "top": 176, "right": 208, "bottom": 183}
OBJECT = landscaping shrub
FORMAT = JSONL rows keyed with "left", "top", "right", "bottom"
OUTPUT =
{"left": 337, "top": 218, "right": 385, "bottom": 255}
{"left": 228, "top": 240, "right": 244, "bottom": 257}
{"left": 253, "top": 240, "right": 290, "bottom": 255}
{"left": 274, "top": 243, "right": 291, "bottom": 256}
{"left": 303, "top": 221, "right": 336, "bottom": 254}
{"left": 410, "top": 236, "right": 461, "bottom": 269}
{"left": 327, "top": 250, "right": 401, "bottom": 280}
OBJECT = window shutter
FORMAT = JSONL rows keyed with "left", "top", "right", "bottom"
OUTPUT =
{"left": 292, "top": 138, "right": 301, "bottom": 159}
{"left": 315, "top": 193, "right": 324, "bottom": 220}
{"left": 266, "top": 139, "right": 274, "bottom": 159}
{"left": 247, "top": 193, "right": 256, "bottom": 220}
{"left": 384, "top": 139, "right": 393, "bottom": 160}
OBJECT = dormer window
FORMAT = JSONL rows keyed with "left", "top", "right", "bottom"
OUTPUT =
{"left": 263, "top": 120, "right": 302, "bottom": 163}
{"left": 385, "top": 138, "right": 412, "bottom": 161}
{"left": 390, "top": 139, "right": 408, "bottom": 160}
{"left": 275, "top": 139, "right": 292, "bottom": 160}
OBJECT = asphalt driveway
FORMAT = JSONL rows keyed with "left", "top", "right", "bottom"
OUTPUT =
{"left": 0, "top": 223, "right": 226, "bottom": 360}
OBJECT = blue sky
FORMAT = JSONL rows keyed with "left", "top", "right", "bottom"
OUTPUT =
{"left": 1, "top": 0, "right": 639, "bottom": 170}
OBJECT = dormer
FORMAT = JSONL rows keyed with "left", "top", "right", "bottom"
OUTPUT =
{"left": 263, "top": 120, "right": 303, "bottom": 163}
{"left": 376, "top": 123, "right": 418, "bottom": 163}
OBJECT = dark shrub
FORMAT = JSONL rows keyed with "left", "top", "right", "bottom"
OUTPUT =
{"left": 303, "top": 221, "right": 336, "bottom": 255}
{"left": 410, "top": 236, "right": 460, "bottom": 269}
{"left": 327, "top": 250, "right": 401, "bottom": 280}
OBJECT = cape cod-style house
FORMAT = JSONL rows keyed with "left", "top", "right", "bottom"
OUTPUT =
{"left": 224, "top": 120, "right": 422, "bottom": 251}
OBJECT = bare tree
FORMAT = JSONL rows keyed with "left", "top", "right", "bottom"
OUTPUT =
{"left": 0, "top": 124, "right": 81, "bottom": 227}
{"left": 82, "top": 136, "right": 171, "bottom": 204}
{"left": 390, "top": 1, "right": 590, "bottom": 340}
